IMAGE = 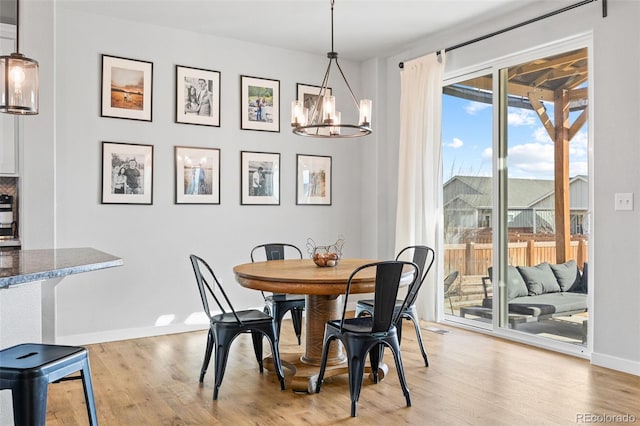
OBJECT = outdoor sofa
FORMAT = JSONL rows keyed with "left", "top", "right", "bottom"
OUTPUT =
{"left": 476, "top": 260, "right": 588, "bottom": 321}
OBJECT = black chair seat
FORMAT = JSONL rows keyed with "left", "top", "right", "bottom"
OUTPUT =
{"left": 326, "top": 317, "right": 393, "bottom": 334}
{"left": 266, "top": 293, "right": 305, "bottom": 303}
{"left": 212, "top": 310, "right": 273, "bottom": 323}
{"left": 0, "top": 343, "right": 98, "bottom": 426}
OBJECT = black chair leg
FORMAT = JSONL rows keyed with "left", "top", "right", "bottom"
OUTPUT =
{"left": 213, "top": 330, "right": 234, "bottom": 400}
{"left": 315, "top": 335, "right": 334, "bottom": 393}
{"left": 200, "top": 328, "right": 214, "bottom": 382}
{"left": 389, "top": 341, "right": 412, "bottom": 408}
{"left": 290, "top": 307, "right": 303, "bottom": 345}
{"left": 11, "top": 375, "right": 48, "bottom": 426}
{"left": 265, "top": 330, "right": 286, "bottom": 391}
{"left": 347, "top": 349, "right": 367, "bottom": 417}
{"left": 368, "top": 343, "right": 384, "bottom": 384}
{"left": 251, "top": 331, "right": 264, "bottom": 372}
{"left": 406, "top": 310, "right": 429, "bottom": 366}
{"left": 80, "top": 361, "right": 99, "bottom": 426}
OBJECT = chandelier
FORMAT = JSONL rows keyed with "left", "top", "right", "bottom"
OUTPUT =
{"left": 291, "top": 0, "right": 371, "bottom": 138}
{"left": 0, "top": 0, "right": 39, "bottom": 115}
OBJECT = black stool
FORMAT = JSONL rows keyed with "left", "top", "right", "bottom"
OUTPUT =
{"left": 0, "top": 343, "right": 98, "bottom": 426}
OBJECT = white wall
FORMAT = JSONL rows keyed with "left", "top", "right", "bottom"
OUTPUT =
{"left": 20, "top": 3, "right": 375, "bottom": 343}
{"left": 20, "top": 1, "right": 640, "bottom": 376}
{"left": 377, "top": 0, "right": 640, "bottom": 375}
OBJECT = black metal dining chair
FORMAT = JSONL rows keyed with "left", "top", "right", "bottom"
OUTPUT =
{"left": 250, "top": 243, "right": 305, "bottom": 345}
{"left": 189, "top": 254, "right": 285, "bottom": 399}
{"left": 315, "top": 260, "right": 420, "bottom": 417}
{"left": 355, "top": 245, "right": 435, "bottom": 366}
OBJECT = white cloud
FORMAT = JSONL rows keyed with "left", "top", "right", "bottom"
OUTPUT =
{"left": 508, "top": 109, "right": 536, "bottom": 127}
{"left": 533, "top": 126, "right": 552, "bottom": 143}
{"left": 481, "top": 147, "right": 492, "bottom": 159}
{"left": 465, "top": 101, "right": 491, "bottom": 115}
{"left": 448, "top": 137, "right": 464, "bottom": 148}
{"left": 508, "top": 142, "right": 555, "bottom": 178}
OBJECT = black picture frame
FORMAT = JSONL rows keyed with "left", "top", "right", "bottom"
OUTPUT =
{"left": 296, "top": 154, "right": 332, "bottom": 205}
{"left": 240, "top": 75, "right": 280, "bottom": 132}
{"left": 175, "top": 65, "right": 221, "bottom": 127}
{"left": 240, "top": 151, "right": 280, "bottom": 205}
{"left": 101, "top": 141, "right": 154, "bottom": 204}
{"left": 101, "top": 54, "right": 153, "bottom": 121}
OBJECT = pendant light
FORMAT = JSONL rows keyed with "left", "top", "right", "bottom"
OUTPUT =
{"left": 0, "top": 0, "right": 39, "bottom": 115}
{"left": 291, "top": 0, "right": 371, "bottom": 138}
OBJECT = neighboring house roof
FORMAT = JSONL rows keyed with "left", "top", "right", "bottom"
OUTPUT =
{"left": 444, "top": 175, "right": 588, "bottom": 210}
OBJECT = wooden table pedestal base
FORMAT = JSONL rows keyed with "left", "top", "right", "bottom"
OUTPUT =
{"left": 264, "top": 353, "right": 389, "bottom": 393}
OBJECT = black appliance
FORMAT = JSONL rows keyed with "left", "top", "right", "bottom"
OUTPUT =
{"left": 0, "top": 194, "right": 15, "bottom": 240}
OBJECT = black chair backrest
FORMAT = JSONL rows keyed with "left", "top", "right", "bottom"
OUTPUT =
{"left": 444, "top": 270, "right": 459, "bottom": 289}
{"left": 340, "top": 261, "right": 419, "bottom": 333}
{"left": 250, "top": 243, "right": 303, "bottom": 262}
{"left": 395, "top": 245, "right": 435, "bottom": 308}
{"left": 190, "top": 254, "right": 243, "bottom": 325}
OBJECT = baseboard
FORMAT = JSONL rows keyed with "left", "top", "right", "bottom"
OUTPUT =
{"left": 55, "top": 323, "right": 209, "bottom": 346}
{"left": 591, "top": 351, "right": 640, "bottom": 376}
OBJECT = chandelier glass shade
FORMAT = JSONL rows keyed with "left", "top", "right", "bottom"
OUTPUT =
{"left": 0, "top": 0, "right": 39, "bottom": 115}
{"left": 291, "top": 0, "right": 371, "bottom": 138}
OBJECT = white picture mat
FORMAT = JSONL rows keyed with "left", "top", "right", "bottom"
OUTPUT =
{"left": 297, "top": 154, "right": 331, "bottom": 205}
{"left": 176, "top": 66, "right": 220, "bottom": 126}
{"left": 241, "top": 151, "right": 280, "bottom": 205}
{"left": 101, "top": 55, "right": 152, "bottom": 121}
{"left": 102, "top": 142, "right": 153, "bottom": 204}
{"left": 175, "top": 146, "right": 220, "bottom": 204}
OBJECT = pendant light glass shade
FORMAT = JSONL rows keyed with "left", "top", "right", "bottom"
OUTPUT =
{"left": 0, "top": 52, "right": 39, "bottom": 114}
{"left": 1, "top": 0, "right": 39, "bottom": 115}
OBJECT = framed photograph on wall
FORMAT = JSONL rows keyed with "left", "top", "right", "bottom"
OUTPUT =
{"left": 240, "top": 75, "right": 280, "bottom": 132}
{"left": 175, "top": 65, "right": 221, "bottom": 126}
{"left": 241, "top": 151, "right": 280, "bottom": 205}
{"left": 297, "top": 83, "right": 332, "bottom": 135}
{"left": 101, "top": 142, "right": 154, "bottom": 204}
{"left": 101, "top": 55, "right": 153, "bottom": 121}
{"left": 175, "top": 146, "right": 221, "bottom": 204}
{"left": 296, "top": 154, "right": 332, "bottom": 205}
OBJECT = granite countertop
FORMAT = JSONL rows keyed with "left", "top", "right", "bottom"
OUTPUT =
{"left": 0, "top": 247, "right": 123, "bottom": 288}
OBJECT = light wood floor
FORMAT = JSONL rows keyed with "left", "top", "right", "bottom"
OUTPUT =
{"left": 43, "top": 320, "right": 639, "bottom": 425}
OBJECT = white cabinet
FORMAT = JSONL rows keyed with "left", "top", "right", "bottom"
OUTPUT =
{"left": 0, "top": 26, "right": 18, "bottom": 175}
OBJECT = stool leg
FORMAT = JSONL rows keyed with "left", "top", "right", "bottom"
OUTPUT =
{"left": 80, "top": 361, "right": 99, "bottom": 426}
{"left": 12, "top": 375, "right": 48, "bottom": 426}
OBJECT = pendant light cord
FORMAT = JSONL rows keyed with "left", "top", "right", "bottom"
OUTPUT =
{"left": 330, "top": 0, "right": 335, "bottom": 53}
{"left": 15, "top": 0, "right": 20, "bottom": 53}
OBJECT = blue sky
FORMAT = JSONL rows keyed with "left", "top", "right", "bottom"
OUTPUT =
{"left": 441, "top": 94, "right": 588, "bottom": 182}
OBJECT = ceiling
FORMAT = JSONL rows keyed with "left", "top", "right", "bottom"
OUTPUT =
{"left": 53, "top": 0, "right": 570, "bottom": 61}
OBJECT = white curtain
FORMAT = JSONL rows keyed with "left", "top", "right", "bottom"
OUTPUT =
{"left": 395, "top": 52, "right": 446, "bottom": 321}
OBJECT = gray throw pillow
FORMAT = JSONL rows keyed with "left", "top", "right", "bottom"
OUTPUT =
{"left": 487, "top": 266, "right": 529, "bottom": 300}
{"left": 506, "top": 265, "right": 529, "bottom": 299}
{"left": 550, "top": 259, "right": 582, "bottom": 292}
{"left": 517, "top": 262, "right": 561, "bottom": 295}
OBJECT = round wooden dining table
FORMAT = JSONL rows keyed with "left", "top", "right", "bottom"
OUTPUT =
{"left": 233, "top": 258, "right": 387, "bottom": 392}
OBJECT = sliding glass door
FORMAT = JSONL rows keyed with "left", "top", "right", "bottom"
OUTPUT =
{"left": 442, "top": 45, "right": 589, "bottom": 347}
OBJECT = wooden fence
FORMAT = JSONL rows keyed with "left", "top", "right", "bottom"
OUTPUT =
{"left": 444, "top": 239, "right": 588, "bottom": 276}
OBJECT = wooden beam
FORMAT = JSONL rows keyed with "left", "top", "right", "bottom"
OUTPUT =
{"left": 528, "top": 96, "right": 555, "bottom": 140}
{"left": 569, "top": 106, "right": 588, "bottom": 140}
{"left": 509, "top": 50, "right": 587, "bottom": 79}
{"left": 554, "top": 89, "right": 571, "bottom": 264}
{"left": 532, "top": 67, "right": 587, "bottom": 88}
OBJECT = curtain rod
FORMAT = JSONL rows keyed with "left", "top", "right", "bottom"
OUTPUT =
{"left": 399, "top": 0, "right": 604, "bottom": 69}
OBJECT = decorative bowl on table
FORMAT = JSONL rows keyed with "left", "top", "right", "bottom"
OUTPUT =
{"left": 307, "top": 237, "right": 344, "bottom": 267}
